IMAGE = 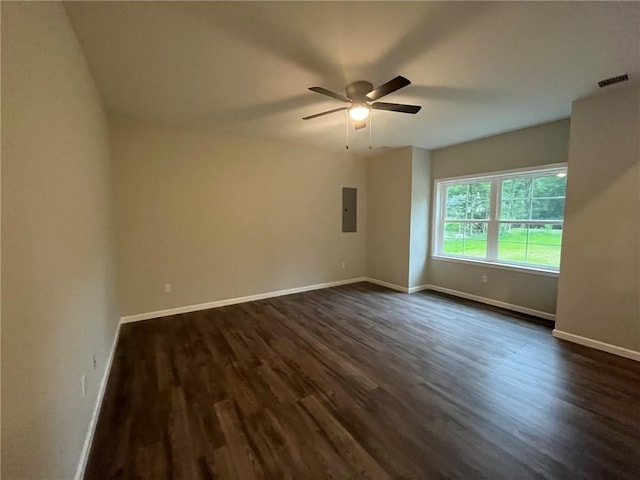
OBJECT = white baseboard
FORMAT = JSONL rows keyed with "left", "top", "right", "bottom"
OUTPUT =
{"left": 363, "top": 280, "right": 554, "bottom": 323}
{"left": 408, "top": 284, "right": 430, "bottom": 294}
{"left": 74, "top": 321, "right": 122, "bottom": 480}
{"left": 364, "top": 277, "right": 409, "bottom": 293}
{"left": 552, "top": 329, "right": 640, "bottom": 362}
{"left": 120, "top": 277, "right": 368, "bottom": 324}
{"left": 421, "top": 284, "right": 556, "bottom": 321}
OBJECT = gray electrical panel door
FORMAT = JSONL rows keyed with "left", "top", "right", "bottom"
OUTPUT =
{"left": 342, "top": 187, "right": 357, "bottom": 232}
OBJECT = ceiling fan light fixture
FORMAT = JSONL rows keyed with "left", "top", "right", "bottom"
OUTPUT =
{"left": 349, "top": 104, "right": 370, "bottom": 121}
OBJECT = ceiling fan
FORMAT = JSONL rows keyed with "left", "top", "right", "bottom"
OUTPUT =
{"left": 303, "top": 76, "right": 421, "bottom": 129}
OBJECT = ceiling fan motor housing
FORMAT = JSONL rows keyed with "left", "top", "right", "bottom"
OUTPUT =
{"left": 346, "top": 81, "right": 374, "bottom": 102}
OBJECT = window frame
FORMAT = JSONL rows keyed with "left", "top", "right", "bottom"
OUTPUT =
{"left": 432, "top": 163, "right": 567, "bottom": 275}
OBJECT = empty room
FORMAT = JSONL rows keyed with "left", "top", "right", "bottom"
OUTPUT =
{"left": 2, "top": 1, "right": 640, "bottom": 479}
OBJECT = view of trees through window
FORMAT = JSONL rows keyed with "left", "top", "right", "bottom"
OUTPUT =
{"left": 443, "top": 181, "right": 490, "bottom": 258}
{"left": 438, "top": 169, "right": 567, "bottom": 269}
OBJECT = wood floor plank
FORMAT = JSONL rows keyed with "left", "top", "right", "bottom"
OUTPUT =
{"left": 299, "top": 394, "right": 390, "bottom": 479}
{"left": 85, "top": 282, "right": 640, "bottom": 479}
{"left": 214, "top": 399, "right": 265, "bottom": 480}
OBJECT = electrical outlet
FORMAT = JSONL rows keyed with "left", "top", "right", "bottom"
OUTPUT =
{"left": 92, "top": 353, "right": 97, "bottom": 371}
{"left": 481, "top": 275, "right": 488, "bottom": 284}
{"left": 164, "top": 283, "right": 172, "bottom": 293}
{"left": 81, "top": 374, "right": 87, "bottom": 396}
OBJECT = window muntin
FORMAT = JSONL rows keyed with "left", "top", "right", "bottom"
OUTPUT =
{"left": 434, "top": 166, "right": 566, "bottom": 272}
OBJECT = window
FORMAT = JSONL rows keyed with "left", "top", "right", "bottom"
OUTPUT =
{"left": 433, "top": 165, "right": 567, "bottom": 273}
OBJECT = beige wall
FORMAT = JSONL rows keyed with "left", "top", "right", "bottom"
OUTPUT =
{"left": 409, "top": 148, "right": 431, "bottom": 289}
{"left": 431, "top": 120, "right": 570, "bottom": 179}
{"left": 1, "top": 3, "right": 118, "bottom": 479}
{"left": 110, "top": 117, "right": 367, "bottom": 316}
{"left": 556, "top": 86, "right": 640, "bottom": 352}
{"left": 428, "top": 120, "right": 570, "bottom": 315}
{"left": 366, "top": 147, "right": 413, "bottom": 288}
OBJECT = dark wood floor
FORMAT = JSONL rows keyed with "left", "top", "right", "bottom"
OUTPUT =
{"left": 85, "top": 282, "right": 640, "bottom": 479}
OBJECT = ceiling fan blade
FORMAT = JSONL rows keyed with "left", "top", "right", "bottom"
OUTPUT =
{"left": 371, "top": 102, "right": 421, "bottom": 114}
{"left": 309, "top": 86, "right": 350, "bottom": 103}
{"left": 366, "top": 76, "right": 411, "bottom": 101}
{"left": 302, "top": 106, "right": 348, "bottom": 120}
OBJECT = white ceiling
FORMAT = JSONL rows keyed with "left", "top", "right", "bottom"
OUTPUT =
{"left": 64, "top": 1, "right": 640, "bottom": 152}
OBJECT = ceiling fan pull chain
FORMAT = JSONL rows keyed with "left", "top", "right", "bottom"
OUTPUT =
{"left": 345, "top": 110, "right": 350, "bottom": 150}
{"left": 369, "top": 111, "right": 373, "bottom": 150}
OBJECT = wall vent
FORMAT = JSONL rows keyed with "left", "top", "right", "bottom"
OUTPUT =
{"left": 598, "top": 74, "right": 629, "bottom": 88}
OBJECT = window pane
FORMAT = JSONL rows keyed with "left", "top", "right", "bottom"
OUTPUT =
{"left": 443, "top": 222, "right": 464, "bottom": 254}
{"left": 500, "top": 199, "right": 530, "bottom": 220}
{"left": 527, "top": 225, "right": 562, "bottom": 267}
{"left": 532, "top": 175, "right": 566, "bottom": 198}
{"left": 442, "top": 222, "right": 487, "bottom": 258}
{"left": 467, "top": 182, "right": 490, "bottom": 220}
{"left": 444, "top": 182, "right": 490, "bottom": 220}
{"left": 502, "top": 178, "right": 532, "bottom": 200}
{"left": 498, "top": 242, "right": 527, "bottom": 262}
{"left": 527, "top": 244, "right": 562, "bottom": 267}
{"left": 445, "top": 185, "right": 468, "bottom": 220}
{"left": 498, "top": 224, "right": 562, "bottom": 268}
{"left": 498, "top": 224, "right": 528, "bottom": 243}
{"left": 531, "top": 198, "right": 564, "bottom": 220}
{"left": 528, "top": 225, "right": 562, "bottom": 246}
{"left": 498, "top": 224, "right": 527, "bottom": 262}
{"left": 463, "top": 223, "right": 487, "bottom": 257}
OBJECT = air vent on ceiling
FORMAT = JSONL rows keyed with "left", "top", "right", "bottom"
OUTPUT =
{"left": 598, "top": 74, "right": 629, "bottom": 88}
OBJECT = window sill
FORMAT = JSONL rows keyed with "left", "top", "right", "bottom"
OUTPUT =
{"left": 431, "top": 255, "right": 559, "bottom": 277}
